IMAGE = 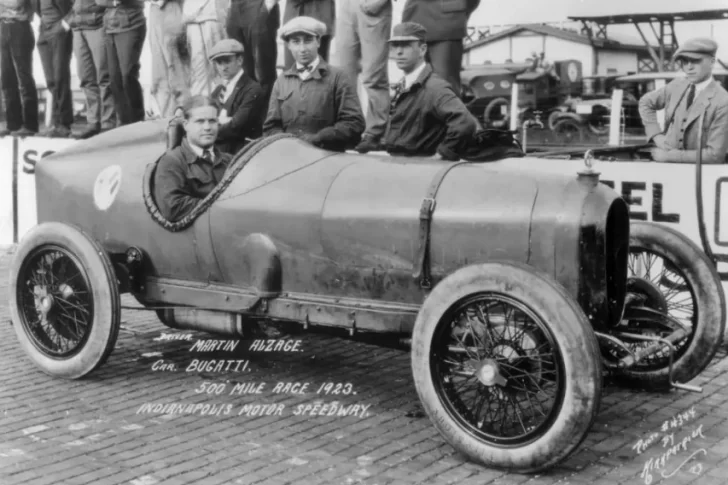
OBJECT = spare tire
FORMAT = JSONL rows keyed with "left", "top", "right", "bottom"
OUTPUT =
{"left": 483, "top": 97, "right": 510, "bottom": 128}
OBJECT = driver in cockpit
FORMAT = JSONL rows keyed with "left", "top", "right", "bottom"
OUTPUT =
{"left": 154, "top": 95, "right": 233, "bottom": 222}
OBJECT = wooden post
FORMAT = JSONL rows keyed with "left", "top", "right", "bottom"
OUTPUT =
{"left": 608, "top": 89, "right": 623, "bottom": 146}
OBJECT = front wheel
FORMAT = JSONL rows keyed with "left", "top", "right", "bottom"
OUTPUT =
{"left": 615, "top": 221, "right": 726, "bottom": 389}
{"left": 411, "top": 261, "right": 601, "bottom": 473}
{"left": 9, "top": 223, "right": 121, "bottom": 379}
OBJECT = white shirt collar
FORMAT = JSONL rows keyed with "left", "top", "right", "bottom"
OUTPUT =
{"left": 222, "top": 69, "right": 244, "bottom": 102}
{"left": 402, "top": 62, "right": 427, "bottom": 90}
{"left": 693, "top": 77, "right": 713, "bottom": 96}
{"left": 296, "top": 56, "right": 320, "bottom": 78}
{"left": 187, "top": 140, "right": 214, "bottom": 160}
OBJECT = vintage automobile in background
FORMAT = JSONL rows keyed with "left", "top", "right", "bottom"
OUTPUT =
{"left": 460, "top": 59, "right": 583, "bottom": 128}
{"left": 7, "top": 118, "right": 726, "bottom": 473}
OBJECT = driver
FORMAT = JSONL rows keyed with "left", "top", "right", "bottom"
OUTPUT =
{"left": 154, "top": 95, "right": 233, "bottom": 222}
{"left": 638, "top": 37, "right": 728, "bottom": 164}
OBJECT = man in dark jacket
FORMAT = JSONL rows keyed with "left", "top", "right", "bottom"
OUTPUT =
{"left": 70, "top": 0, "right": 116, "bottom": 138}
{"left": 263, "top": 16, "right": 363, "bottom": 151}
{"left": 282, "top": 0, "right": 334, "bottom": 67}
{"left": 154, "top": 95, "right": 232, "bottom": 222}
{"left": 208, "top": 39, "right": 266, "bottom": 154}
{"left": 34, "top": 0, "right": 73, "bottom": 137}
{"left": 402, "top": 0, "right": 479, "bottom": 94}
{"left": 0, "top": 0, "right": 39, "bottom": 137}
{"left": 383, "top": 22, "right": 478, "bottom": 160}
{"left": 226, "top": 0, "right": 279, "bottom": 103}
{"left": 97, "top": 0, "right": 146, "bottom": 125}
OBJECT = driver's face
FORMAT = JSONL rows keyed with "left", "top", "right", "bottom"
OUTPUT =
{"left": 184, "top": 105, "right": 219, "bottom": 149}
{"left": 677, "top": 55, "right": 715, "bottom": 84}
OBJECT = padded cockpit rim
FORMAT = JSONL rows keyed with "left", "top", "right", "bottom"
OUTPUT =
{"left": 143, "top": 131, "right": 298, "bottom": 232}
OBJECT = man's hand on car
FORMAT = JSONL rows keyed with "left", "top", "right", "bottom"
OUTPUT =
{"left": 652, "top": 134, "right": 669, "bottom": 150}
{"left": 651, "top": 147, "right": 670, "bottom": 163}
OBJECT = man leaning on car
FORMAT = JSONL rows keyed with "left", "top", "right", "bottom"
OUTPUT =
{"left": 639, "top": 37, "right": 728, "bottom": 164}
{"left": 380, "top": 22, "right": 478, "bottom": 160}
{"left": 154, "top": 95, "right": 233, "bottom": 222}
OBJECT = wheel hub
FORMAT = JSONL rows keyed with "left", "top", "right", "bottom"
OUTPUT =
{"left": 472, "top": 358, "right": 507, "bottom": 387}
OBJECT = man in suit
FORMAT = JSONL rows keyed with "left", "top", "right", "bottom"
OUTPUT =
{"left": 0, "top": 0, "right": 39, "bottom": 137}
{"left": 639, "top": 37, "right": 728, "bottom": 164}
{"left": 401, "top": 0, "right": 480, "bottom": 95}
{"left": 226, "top": 0, "right": 279, "bottom": 103}
{"left": 35, "top": 0, "right": 74, "bottom": 137}
{"left": 282, "top": 0, "right": 334, "bottom": 67}
{"left": 208, "top": 38, "right": 266, "bottom": 154}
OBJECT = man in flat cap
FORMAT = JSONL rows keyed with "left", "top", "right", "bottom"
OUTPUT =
{"left": 402, "top": 0, "right": 480, "bottom": 94}
{"left": 209, "top": 38, "right": 266, "bottom": 154}
{"left": 263, "top": 16, "right": 365, "bottom": 152}
{"left": 381, "top": 22, "right": 478, "bottom": 160}
{"left": 639, "top": 37, "right": 728, "bottom": 164}
{"left": 282, "top": 0, "right": 335, "bottom": 67}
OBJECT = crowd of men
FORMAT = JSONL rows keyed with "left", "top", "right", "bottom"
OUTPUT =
{"left": 0, "top": 0, "right": 480, "bottom": 141}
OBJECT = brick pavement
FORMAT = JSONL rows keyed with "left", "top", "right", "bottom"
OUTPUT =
{"left": 2, "top": 246, "right": 728, "bottom": 485}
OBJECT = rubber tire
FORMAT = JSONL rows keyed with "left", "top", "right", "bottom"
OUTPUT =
{"left": 548, "top": 111, "right": 580, "bottom": 131}
{"left": 411, "top": 261, "right": 602, "bottom": 473}
{"left": 552, "top": 118, "right": 584, "bottom": 143}
{"left": 483, "top": 97, "right": 510, "bottom": 128}
{"left": 9, "top": 222, "right": 121, "bottom": 379}
{"left": 616, "top": 221, "right": 726, "bottom": 389}
{"left": 586, "top": 104, "right": 610, "bottom": 135}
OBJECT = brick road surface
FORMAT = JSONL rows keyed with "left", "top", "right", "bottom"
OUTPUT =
{"left": 2, "top": 246, "right": 728, "bottom": 485}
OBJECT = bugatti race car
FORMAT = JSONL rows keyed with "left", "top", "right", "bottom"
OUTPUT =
{"left": 8, "top": 119, "right": 726, "bottom": 473}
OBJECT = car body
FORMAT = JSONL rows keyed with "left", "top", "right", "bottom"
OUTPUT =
{"left": 9, "top": 119, "right": 726, "bottom": 473}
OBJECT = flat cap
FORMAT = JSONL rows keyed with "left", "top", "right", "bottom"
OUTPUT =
{"left": 388, "top": 22, "right": 427, "bottom": 43}
{"left": 208, "top": 39, "right": 244, "bottom": 61}
{"left": 673, "top": 37, "right": 718, "bottom": 61}
{"left": 280, "top": 16, "right": 327, "bottom": 41}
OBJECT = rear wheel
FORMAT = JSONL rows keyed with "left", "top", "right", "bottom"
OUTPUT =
{"left": 615, "top": 221, "right": 726, "bottom": 389}
{"left": 411, "top": 262, "right": 601, "bottom": 472}
{"left": 9, "top": 223, "right": 120, "bottom": 379}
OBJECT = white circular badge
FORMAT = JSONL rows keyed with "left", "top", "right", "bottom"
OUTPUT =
{"left": 93, "top": 165, "right": 122, "bottom": 211}
{"left": 568, "top": 62, "right": 579, "bottom": 82}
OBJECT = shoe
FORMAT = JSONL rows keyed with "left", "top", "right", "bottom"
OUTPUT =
{"left": 73, "top": 125, "right": 101, "bottom": 139}
{"left": 10, "top": 127, "right": 37, "bottom": 137}
{"left": 53, "top": 125, "right": 72, "bottom": 138}
{"left": 355, "top": 136, "right": 383, "bottom": 154}
{"left": 39, "top": 125, "right": 57, "bottom": 137}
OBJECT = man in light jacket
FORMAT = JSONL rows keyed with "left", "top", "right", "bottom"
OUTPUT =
{"left": 639, "top": 37, "right": 728, "bottom": 164}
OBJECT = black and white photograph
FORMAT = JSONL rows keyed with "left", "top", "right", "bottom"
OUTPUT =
{"left": 1, "top": 0, "right": 728, "bottom": 484}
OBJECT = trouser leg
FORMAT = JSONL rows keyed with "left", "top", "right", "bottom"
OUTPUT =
{"left": 427, "top": 40, "right": 463, "bottom": 95}
{"left": 357, "top": 3, "right": 391, "bottom": 140}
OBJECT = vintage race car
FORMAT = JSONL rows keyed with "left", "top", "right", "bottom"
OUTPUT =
{"left": 8, "top": 119, "right": 726, "bottom": 473}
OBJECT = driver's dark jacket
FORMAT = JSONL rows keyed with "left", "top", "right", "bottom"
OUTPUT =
{"left": 383, "top": 64, "right": 478, "bottom": 160}
{"left": 154, "top": 139, "right": 232, "bottom": 223}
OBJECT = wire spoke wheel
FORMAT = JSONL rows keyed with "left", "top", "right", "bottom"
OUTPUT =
{"left": 10, "top": 223, "right": 121, "bottom": 379}
{"left": 623, "top": 248, "right": 696, "bottom": 370}
{"left": 432, "top": 294, "right": 562, "bottom": 445}
{"left": 17, "top": 246, "right": 95, "bottom": 357}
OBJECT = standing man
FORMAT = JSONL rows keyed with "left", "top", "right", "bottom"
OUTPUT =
{"left": 183, "top": 0, "right": 226, "bottom": 97}
{"left": 333, "top": 0, "right": 391, "bottom": 154}
{"left": 383, "top": 22, "right": 478, "bottom": 160}
{"left": 263, "top": 16, "right": 364, "bottom": 152}
{"left": 154, "top": 95, "right": 232, "bottom": 222}
{"left": 282, "top": 0, "right": 334, "bottom": 67}
{"left": 639, "top": 37, "right": 728, "bottom": 164}
{"left": 401, "top": 0, "right": 480, "bottom": 94}
{"left": 226, "top": 0, "right": 279, "bottom": 102}
{"left": 70, "top": 0, "right": 116, "bottom": 138}
{"left": 35, "top": 0, "right": 74, "bottom": 138}
{"left": 148, "top": 0, "right": 190, "bottom": 118}
{"left": 98, "top": 0, "right": 146, "bottom": 125}
{"left": 0, "top": 0, "right": 39, "bottom": 137}
{"left": 208, "top": 38, "right": 266, "bottom": 154}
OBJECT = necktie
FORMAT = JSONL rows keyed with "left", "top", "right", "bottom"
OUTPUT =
{"left": 202, "top": 149, "right": 214, "bottom": 163}
{"left": 686, "top": 83, "right": 696, "bottom": 109}
{"left": 390, "top": 78, "right": 406, "bottom": 108}
{"left": 217, "top": 85, "right": 227, "bottom": 104}
{"left": 297, "top": 65, "right": 313, "bottom": 73}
